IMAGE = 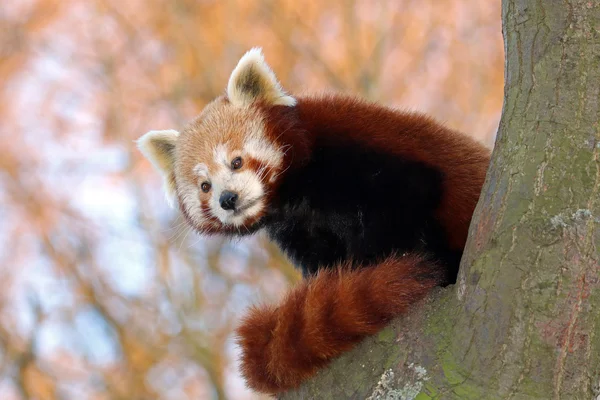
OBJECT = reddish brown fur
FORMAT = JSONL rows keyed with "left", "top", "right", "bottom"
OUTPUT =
{"left": 262, "top": 94, "right": 491, "bottom": 250}
{"left": 236, "top": 254, "right": 443, "bottom": 394}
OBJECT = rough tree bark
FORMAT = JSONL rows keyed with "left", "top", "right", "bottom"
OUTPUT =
{"left": 282, "top": 1, "right": 600, "bottom": 398}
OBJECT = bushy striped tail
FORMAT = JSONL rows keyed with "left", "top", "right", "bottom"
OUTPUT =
{"left": 235, "top": 253, "right": 443, "bottom": 394}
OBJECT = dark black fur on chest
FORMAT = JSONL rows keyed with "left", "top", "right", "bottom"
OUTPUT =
{"left": 264, "top": 143, "right": 462, "bottom": 284}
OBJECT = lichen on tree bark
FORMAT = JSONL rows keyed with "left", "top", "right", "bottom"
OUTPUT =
{"left": 282, "top": 1, "right": 600, "bottom": 398}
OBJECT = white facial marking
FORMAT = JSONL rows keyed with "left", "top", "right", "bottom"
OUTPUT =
{"left": 244, "top": 138, "right": 283, "bottom": 168}
{"left": 208, "top": 166, "right": 265, "bottom": 226}
{"left": 172, "top": 145, "right": 264, "bottom": 228}
{"left": 213, "top": 143, "right": 229, "bottom": 166}
{"left": 193, "top": 163, "right": 208, "bottom": 178}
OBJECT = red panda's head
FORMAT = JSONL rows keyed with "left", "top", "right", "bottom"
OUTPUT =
{"left": 137, "top": 48, "right": 300, "bottom": 234}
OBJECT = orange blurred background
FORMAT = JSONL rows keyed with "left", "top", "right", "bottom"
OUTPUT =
{"left": 0, "top": 1, "right": 502, "bottom": 399}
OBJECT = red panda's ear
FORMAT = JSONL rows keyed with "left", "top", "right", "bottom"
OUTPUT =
{"left": 227, "top": 48, "right": 296, "bottom": 107}
{"left": 136, "top": 129, "right": 179, "bottom": 207}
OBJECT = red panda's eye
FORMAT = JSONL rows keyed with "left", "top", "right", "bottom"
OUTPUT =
{"left": 201, "top": 182, "right": 211, "bottom": 193}
{"left": 231, "top": 157, "right": 243, "bottom": 170}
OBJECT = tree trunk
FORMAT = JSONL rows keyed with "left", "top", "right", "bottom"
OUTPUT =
{"left": 282, "top": 1, "right": 600, "bottom": 398}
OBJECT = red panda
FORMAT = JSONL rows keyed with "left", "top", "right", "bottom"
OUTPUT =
{"left": 137, "top": 48, "right": 491, "bottom": 394}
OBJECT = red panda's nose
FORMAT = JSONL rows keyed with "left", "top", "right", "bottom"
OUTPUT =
{"left": 220, "top": 191, "right": 239, "bottom": 211}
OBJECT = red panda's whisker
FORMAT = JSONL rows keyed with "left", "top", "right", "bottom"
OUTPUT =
{"left": 161, "top": 217, "right": 188, "bottom": 233}
{"left": 177, "top": 225, "right": 194, "bottom": 252}
{"left": 271, "top": 163, "right": 291, "bottom": 182}
{"left": 274, "top": 125, "right": 294, "bottom": 142}
{"left": 168, "top": 223, "right": 192, "bottom": 243}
